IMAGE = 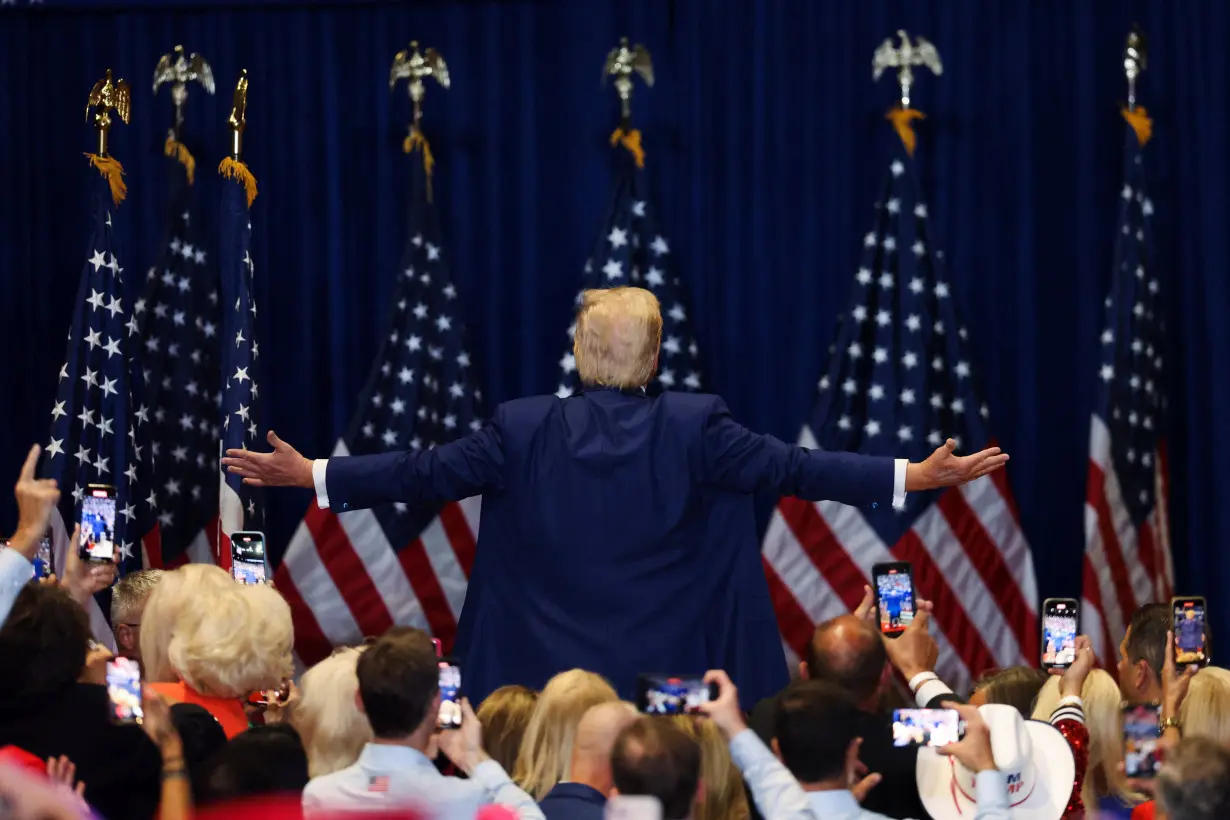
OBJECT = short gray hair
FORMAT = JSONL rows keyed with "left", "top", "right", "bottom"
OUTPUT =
{"left": 110, "top": 569, "right": 165, "bottom": 625}
{"left": 1157, "top": 736, "right": 1230, "bottom": 820}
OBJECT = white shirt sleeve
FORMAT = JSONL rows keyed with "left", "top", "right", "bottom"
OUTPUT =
{"left": 728, "top": 729, "right": 815, "bottom": 820}
{"left": 893, "top": 458, "right": 908, "bottom": 509}
{"left": 0, "top": 548, "right": 33, "bottom": 627}
{"left": 468, "top": 760, "right": 545, "bottom": 819}
{"left": 909, "top": 671, "right": 956, "bottom": 707}
{"left": 312, "top": 459, "right": 331, "bottom": 509}
{"left": 972, "top": 770, "right": 1012, "bottom": 819}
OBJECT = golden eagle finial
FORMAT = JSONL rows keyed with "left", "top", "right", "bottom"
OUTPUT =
{"left": 153, "top": 45, "right": 215, "bottom": 140}
{"left": 602, "top": 38, "right": 653, "bottom": 127}
{"left": 390, "top": 41, "right": 450, "bottom": 128}
{"left": 228, "top": 70, "right": 249, "bottom": 161}
{"left": 85, "top": 69, "right": 131, "bottom": 156}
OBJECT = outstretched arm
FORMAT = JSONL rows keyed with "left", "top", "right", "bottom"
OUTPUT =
{"left": 701, "top": 399, "right": 1008, "bottom": 506}
{"left": 223, "top": 426, "right": 504, "bottom": 512}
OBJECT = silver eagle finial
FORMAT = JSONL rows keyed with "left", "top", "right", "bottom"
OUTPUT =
{"left": 603, "top": 37, "right": 653, "bottom": 125}
{"left": 390, "top": 41, "right": 450, "bottom": 127}
{"left": 153, "top": 45, "right": 215, "bottom": 140}
{"left": 1124, "top": 26, "right": 1148, "bottom": 112}
{"left": 872, "top": 30, "right": 942, "bottom": 109}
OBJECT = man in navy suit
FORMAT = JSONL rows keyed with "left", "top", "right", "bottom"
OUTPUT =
{"left": 224, "top": 287, "right": 1007, "bottom": 707}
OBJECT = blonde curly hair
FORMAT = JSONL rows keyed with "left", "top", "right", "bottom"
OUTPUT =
{"left": 138, "top": 564, "right": 233, "bottom": 683}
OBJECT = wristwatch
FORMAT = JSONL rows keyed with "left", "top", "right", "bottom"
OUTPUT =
{"left": 1160, "top": 716, "right": 1182, "bottom": 732}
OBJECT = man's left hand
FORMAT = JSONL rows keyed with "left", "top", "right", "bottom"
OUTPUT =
{"left": 905, "top": 439, "right": 1008, "bottom": 492}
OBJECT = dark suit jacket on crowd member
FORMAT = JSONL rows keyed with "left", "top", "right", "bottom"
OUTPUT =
{"left": 319, "top": 388, "right": 898, "bottom": 707}
{"left": 747, "top": 687, "right": 962, "bottom": 820}
{"left": 0, "top": 683, "right": 162, "bottom": 819}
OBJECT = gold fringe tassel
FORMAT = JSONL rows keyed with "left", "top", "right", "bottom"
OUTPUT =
{"left": 164, "top": 136, "right": 197, "bottom": 186}
{"left": 403, "top": 126, "right": 435, "bottom": 202}
{"left": 609, "top": 127, "right": 646, "bottom": 168}
{"left": 218, "top": 156, "right": 258, "bottom": 208}
{"left": 1122, "top": 106, "right": 1153, "bottom": 148}
{"left": 886, "top": 106, "right": 926, "bottom": 158}
{"left": 83, "top": 153, "right": 127, "bottom": 206}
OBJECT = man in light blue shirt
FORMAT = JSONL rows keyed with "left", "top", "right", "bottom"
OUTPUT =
{"left": 302, "top": 626, "right": 543, "bottom": 819}
{"left": 1, "top": 445, "right": 62, "bottom": 627}
{"left": 701, "top": 670, "right": 1011, "bottom": 820}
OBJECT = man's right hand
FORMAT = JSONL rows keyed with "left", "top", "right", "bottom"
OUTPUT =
{"left": 221, "top": 431, "right": 314, "bottom": 489}
{"left": 883, "top": 604, "right": 939, "bottom": 681}
{"left": 438, "top": 698, "right": 489, "bottom": 775}
{"left": 11, "top": 444, "right": 60, "bottom": 560}
{"left": 699, "top": 670, "right": 747, "bottom": 739}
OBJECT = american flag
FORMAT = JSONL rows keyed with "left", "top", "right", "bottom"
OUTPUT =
{"left": 759, "top": 126, "right": 1039, "bottom": 693}
{"left": 41, "top": 169, "right": 156, "bottom": 645}
{"left": 556, "top": 141, "right": 702, "bottom": 397}
{"left": 137, "top": 151, "right": 223, "bottom": 569}
{"left": 217, "top": 164, "right": 263, "bottom": 569}
{"left": 1082, "top": 110, "right": 1172, "bottom": 669}
{"left": 274, "top": 139, "right": 483, "bottom": 668}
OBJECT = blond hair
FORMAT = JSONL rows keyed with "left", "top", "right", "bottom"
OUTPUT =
{"left": 290, "top": 646, "right": 373, "bottom": 778}
{"left": 573, "top": 287, "right": 662, "bottom": 390}
{"left": 110, "top": 569, "right": 165, "bottom": 625}
{"left": 513, "top": 669, "right": 620, "bottom": 798}
{"left": 1180, "top": 667, "right": 1230, "bottom": 746}
{"left": 139, "top": 564, "right": 233, "bottom": 682}
{"left": 166, "top": 581, "right": 294, "bottom": 698}
{"left": 1032, "top": 670, "right": 1143, "bottom": 808}
{"left": 670, "top": 714, "right": 750, "bottom": 820}
{"left": 477, "top": 685, "right": 540, "bottom": 776}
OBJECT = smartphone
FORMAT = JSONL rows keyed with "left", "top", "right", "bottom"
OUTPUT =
{"left": 230, "top": 531, "right": 268, "bottom": 585}
{"left": 249, "top": 680, "right": 290, "bottom": 707}
{"left": 79, "top": 484, "right": 117, "bottom": 562}
{"left": 873, "top": 562, "right": 916, "bottom": 637}
{"left": 437, "top": 660, "right": 462, "bottom": 730}
{"left": 1172, "top": 596, "right": 1210, "bottom": 667}
{"left": 1041, "top": 598, "right": 1080, "bottom": 669}
{"left": 892, "top": 708, "right": 964, "bottom": 747}
{"left": 431, "top": 637, "right": 443, "bottom": 658}
{"left": 106, "top": 657, "right": 144, "bottom": 724}
{"left": 635, "top": 674, "right": 719, "bottom": 716}
{"left": 0, "top": 537, "right": 52, "bottom": 580}
{"left": 1122, "top": 703, "right": 1162, "bottom": 778}
{"left": 605, "top": 795, "right": 664, "bottom": 820}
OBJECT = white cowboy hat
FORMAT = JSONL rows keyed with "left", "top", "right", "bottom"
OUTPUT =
{"left": 915, "top": 703, "right": 1075, "bottom": 820}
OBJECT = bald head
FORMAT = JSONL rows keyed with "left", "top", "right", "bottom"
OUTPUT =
{"left": 804, "top": 615, "right": 888, "bottom": 705}
{"left": 568, "top": 701, "right": 639, "bottom": 793}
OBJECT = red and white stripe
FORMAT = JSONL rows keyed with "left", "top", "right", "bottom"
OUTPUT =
{"left": 273, "top": 440, "right": 481, "bottom": 670}
{"left": 1082, "top": 414, "right": 1173, "bottom": 670}
{"left": 761, "top": 426, "right": 1038, "bottom": 694}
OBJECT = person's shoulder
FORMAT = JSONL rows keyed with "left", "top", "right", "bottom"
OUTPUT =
{"left": 656, "top": 391, "right": 727, "bottom": 419}
{"left": 301, "top": 762, "right": 359, "bottom": 799}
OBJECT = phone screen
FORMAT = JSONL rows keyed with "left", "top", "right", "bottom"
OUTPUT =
{"left": 106, "top": 657, "right": 144, "bottom": 724}
{"left": 230, "top": 532, "right": 267, "bottom": 585}
{"left": 79, "top": 486, "right": 117, "bottom": 562}
{"left": 1042, "top": 600, "right": 1079, "bottom": 668}
{"left": 1173, "top": 599, "right": 1208, "bottom": 665}
{"left": 437, "top": 662, "right": 462, "bottom": 730}
{"left": 1123, "top": 704, "right": 1162, "bottom": 778}
{"left": 892, "top": 708, "right": 963, "bottom": 747}
{"left": 875, "top": 566, "right": 915, "bottom": 636}
{"left": 636, "top": 675, "right": 717, "bottom": 716}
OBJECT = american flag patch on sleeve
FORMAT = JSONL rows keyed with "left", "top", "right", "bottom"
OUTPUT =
{"left": 368, "top": 775, "right": 390, "bottom": 793}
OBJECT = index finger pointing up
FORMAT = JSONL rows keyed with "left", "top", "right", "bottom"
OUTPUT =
{"left": 19, "top": 444, "right": 41, "bottom": 482}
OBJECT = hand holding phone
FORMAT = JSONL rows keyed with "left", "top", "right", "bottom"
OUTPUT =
{"left": 1123, "top": 704, "right": 1162, "bottom": 778}
{"left": 892, "top": 708, "right": 964, "bottom": 747}
{"left": 873, "top": 562, "right": 916, "bottom": 638}
{"left": 636, "top": 674, "right": 719, "bottom": 716}
{"left": 1171, "top": 597, "right": 1210, "bottom": 667}
{"left": 106, "top": 657, "right": 143, "bottom": 724}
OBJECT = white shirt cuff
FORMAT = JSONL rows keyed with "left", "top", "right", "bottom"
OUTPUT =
{"left": 312, "top": 459, "right": 331, "bottom": 509}
{"left": 974, "top": 770, "right": 1010, "bottom": 810}
{"left": 913, "top": 677, "right": 955, "bottom": 708}
{"left": 893, "top": 459, "right": 907, "bottom": 509}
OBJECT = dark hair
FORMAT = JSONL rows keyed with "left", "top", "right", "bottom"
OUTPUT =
{"left": 773, "top": 680, "right": 862, "bottom": 783}
{"left": 1125, "top": 603, "right": 1173, "bottom": 681}
{"left": 0, "top": 583, "right": 90, "bottom": 697}
{"left": 971, "top": 666, "right": 1049, "bottom": 718}
{"left": 611, "top": 718, "right": 701, "bottom": 820}
{"left": 196, "top": 724, "right": 308, "bottom": 806}
{"left": 805, "top": 616, "right": 887, "bottom": 703}
{"left": 356, "top": 626, "right": 439, "bottom": 739}
{"left": 170, "top": 703, "right": 228, "bottom": 799}
{"left": 1157, "top": 737, "right": 1230, "bottom": 820}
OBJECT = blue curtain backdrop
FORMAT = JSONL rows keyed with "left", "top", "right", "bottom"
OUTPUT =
{"left": 2, "top": 0, "right": 1228, "bottom": 630}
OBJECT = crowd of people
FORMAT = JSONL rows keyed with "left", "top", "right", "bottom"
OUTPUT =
{"left": 2, "top": 434, "right": 1229, "bottom": 820}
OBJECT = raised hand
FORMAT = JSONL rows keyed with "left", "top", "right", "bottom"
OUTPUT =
{"left": 905, "top": 439, "right": 1009, "bottom": 492}
{"left": 11, "top": 444, "right": 61, "bottom": 560}
{"left": 221, "top": 431, "right": 314, "bottom": 489}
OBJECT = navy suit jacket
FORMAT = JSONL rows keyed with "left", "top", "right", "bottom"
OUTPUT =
{"left": 324, "top": 388, "right": 895, "bottom": 707}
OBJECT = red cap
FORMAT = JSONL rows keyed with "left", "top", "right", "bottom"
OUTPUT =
{"left": 0, "top": 746, "right": 47, "bottom": 777}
